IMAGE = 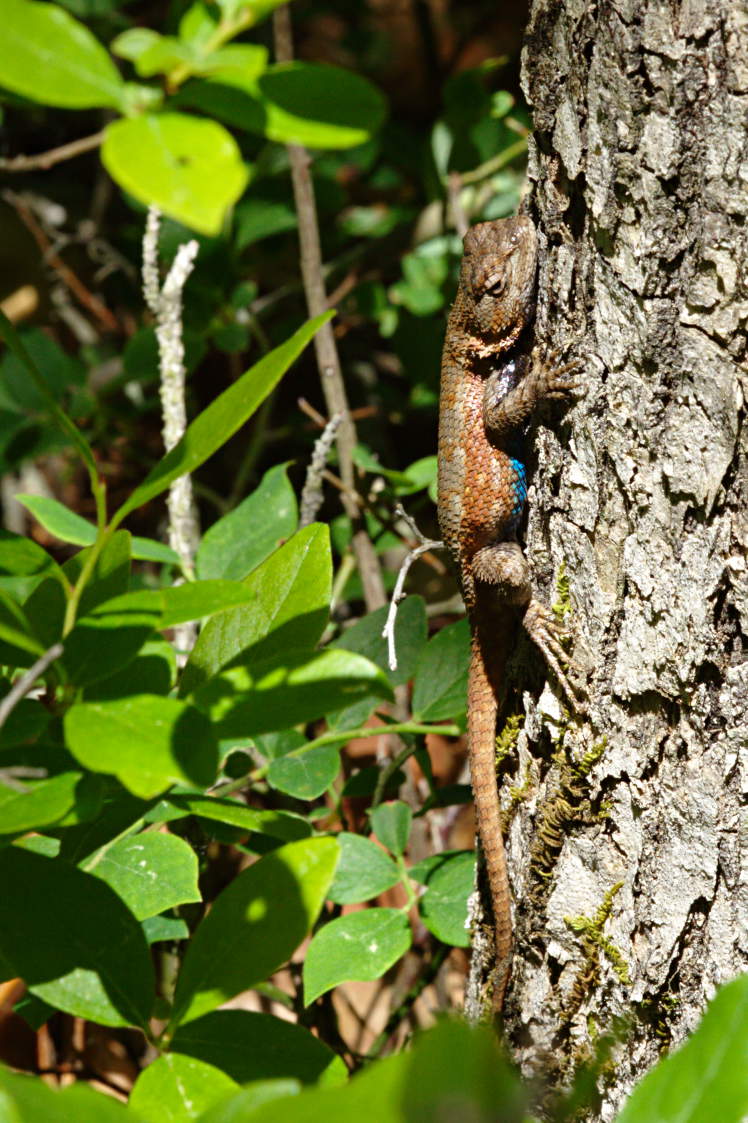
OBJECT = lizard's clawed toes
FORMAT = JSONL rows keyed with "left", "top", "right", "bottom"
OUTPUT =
{"left": 522, "top": 599, "right": 587, "bottom": 711}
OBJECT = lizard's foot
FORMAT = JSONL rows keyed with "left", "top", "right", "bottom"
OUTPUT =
{"left": 522, "top": 598, "right": 585, "bottom": 710}
{"left": 531, "top": 349, "right": 583, "bottom": 401}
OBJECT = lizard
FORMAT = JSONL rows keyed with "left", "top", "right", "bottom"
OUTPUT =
{"left": 437, "top": 215, "right": 581, "bottom": 1013}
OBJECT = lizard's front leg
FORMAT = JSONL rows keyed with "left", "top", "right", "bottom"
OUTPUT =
{"left": 483, "top": 350, "right": 581, "bottom": 436}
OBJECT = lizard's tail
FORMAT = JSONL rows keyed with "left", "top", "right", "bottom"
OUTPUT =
{"left": 468, "top": 629, "right": 512, "bottom": 1013}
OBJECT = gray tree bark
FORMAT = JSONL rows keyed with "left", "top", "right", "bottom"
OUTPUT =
{"left": 495, "top": 0, "right": 747, "bottom": 1116}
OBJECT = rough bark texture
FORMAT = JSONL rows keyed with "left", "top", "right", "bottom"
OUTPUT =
{"left": 494, "top": 0, "right": 747, "bottom": 1115}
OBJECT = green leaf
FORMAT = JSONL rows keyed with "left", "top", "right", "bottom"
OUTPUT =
{"left": 64, "top": 529, "right": 132, "bottom": 618}
{"left": 0, "top": 590, "right": 44, "bottom": 660}
{"left": 267, "top": 743, "right": 339, "bottom": 800}
{"left": 85, "top": 831, "right": 201, "bottom": 919}
{"left": 101, "top": 113, "right": 249, "bottom": 237}
{"left": 256, "top": 63, "right": 387, "bottom": 148}
{"left": 62, "top": 593, "right": 160, "bottom": 687}
{"left": 157, "top": 794, "right": 311, "bottom": 842}
{"left": 0, "top": 529, "right": 62, "bottom": 602}
{"left": 615, "top": 974, "right": 748, "bottom": 1123}
{"left": 199, "top": 648, "right": 393, "bottom": 739}
{"left": 114, "top": 317, "right": 331, "bottom": 528}
{"left": 0, "top": 697, "right": 49, "bottom": 749}
{"left": 194, "top": 44, "right": 267, "bottom": 82}
{"left": 411, "top": 617, "right": 470, "bottom": 721}
{"left": 0, "top": 311, "right": 99, "bottom": 481}
{"left": 64, "top": 696, "right": 218, "bottom": 799}
{"left": 327, "top": 595, "right": 427, "bottom": 728}
{"left": 171, "top": 836, "right": 339, "bottom": 1026}
{"left": 196, "top": 464, "right": 298, "bottom": 582}
{"left": 412, "top": 850, "right": 475, "bottom": 947}
{"left": 130, "top": 1055, "right": 237, "bottom": 1123}
{"left": 132, "top": 538, "right": 181, "bottom": 565}
{"left": 0, "top": 1066, "right": 142, "bottom": 1122}
{"left": 370, "top": 801, "right": 412, "bottom": 856}
{"left": 142, "top": 913, "right": 189, "bottom": 944}
{"left": 171, "top": 1009, "right": 346, "bottom": 1088}
{"left": 196, "top": 1082, "right": 301, "bottom": 1123}
{"left": 12, "top": 495, "right": 179, "bottom": 565}
{"left": 15, "top": 493, "right": 98, "bottom": 547}
{"left": 0, "top": 772, "right": 84, "bottom": 838}
{"left": 159, "top": 581, "right": 257, "bottom": 628}
{"left": 0, "top": 847, "right": 155, "bottom": 1028}
{"left": 328, "top": 833, "right": 401, "bottom": 905}
{"left": 84, "top": 638, "right": 176, "bottom": 701}
{"left": 235, "top": 196, "right": 297, "bottom": 249}
{"left": 303, "top": 908, "right": 411, "bottom": 1004}
{"left": 182, "top": 523, "right": 331, "bottom": 696}
{"left": 111, "top": 27, "right": 162, "bottom": 62}
{"left": 0, "top": 0, "right": 125, "bottom": 108}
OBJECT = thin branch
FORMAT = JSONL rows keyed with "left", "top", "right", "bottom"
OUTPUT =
{"left": 273, "top": 4, "right": 386, "bottom": 612}
{"left": 448, "top": 172, "right": 469, "bottom": 238}
{"left": 0, "top": 131, "right": 104, "bottom": 173}
{"left": 0, "top": 643, "right": 63, "bottom": 730}
{"left": 142, "top": 207, "right": 200, "bottom": 656}
{"left": 300, "top": 412, "right": 343, "bottom": 526}
{"left": 5, "top": 190, "right": 119, "bottom": 333}
{"left": 382, "top": 505, "right": 443, "bottom": 671}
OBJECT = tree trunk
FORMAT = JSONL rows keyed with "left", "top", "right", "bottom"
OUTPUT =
{"left": 497, "top": 0, "right": 747, "bottom": 1115}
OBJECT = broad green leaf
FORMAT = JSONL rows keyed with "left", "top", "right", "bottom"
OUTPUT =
{"left": 0, "top": 311, "right": 99, "bottom": 481}
{"left": 197, "top": 1081, "right": 301, "bottom": 1123}
{"left": 62, "top": 593, "right": 160, "bottom": 687}
{"left": 21, "top": 575, "right": 67, "bottom": 651}
{"left": 304, "top": 908, "right": 411, "bottom": 1004}
{"left": 615, "top": 974, "right": 748, "bottom": 1123}
{"left": 0, "top": 847, "right": 155, "bottom": 1028}
{"left": 171, "top": 836, "right": 339, "bottom": 1025}
{"left": 196, "top": 464, "right": 298, "bottom": 581}
{"left": 0, "top": 772, "right": 84, "bottom": 837}
{"left": 15, "top": 493, "right": 98, "bottom": 547}
{"left": 171, "top": 1009, "right": 346, "bottom": 1088}
{"left": 155, "top": 794, "right": 310, "bottom": 842}
{"left": 370, "top": 801, "right": 412, "bottom": 856}
{"left": 0, "top": 590, "right": 44, "bottom": 660}
{"left": 64, "top": 695, "right": 218, "bottom": 798}
{"left": 198, "top": 648, "right": 392, "bottom": 739}
{"left": 328, "top": 833, "right": 401, "bottom": 905}
{"left": 412, "top": 850, "right": 475, "bottom": 947}
{"left": 235, "top": 196, "right": 297, "bottom": 250}
{"left": 193, "top": 1053, "right": 409, "bottom": 1123}
{"left": 0, "top": 529, "right": 62, "bottom": 602}
{"left": 159, "top": 581, "right": 257, "bottom": 627}
{"left": 102, "top": 113, "right": 248, "bottom": 236}
{"left": 182, "top": 523, "right": 331, "bottom": 695}
{"left": 194, "top": 43, "right": 267, "bottom": 82}
{"left": 411, "top": 617, "right": 470, "bottom": 721}
{"left": 130, "top": 1055, "right": 237, "bottom": 1123}
{"left": 212, "top": 62, "right": 387, "bottom": 149}
{"left": 142, "top": 913, "right": 189, "bottom": 944}
{"left": 0, "top": 697, "right": 49, "bottom": 749}
{"left": 84, "top": 638, "right": 176, "bottom": 701}
{"left": 0, "top": 1066, "right": 142, "bottom": 1122}
{"left": 85, "top": 831, "right": 201, "bottom": 919}
{"left": 181, "top": 66, "right": 383, "bottom": 151}
{"left": 1, "top": 0, "right": 125, "bottom": 108}
{"left": 327, "top": 596, "right": 427, "bottom": 728}
{"left": 13, "top": 495, "right": 179, "bottom": 565}
{"left": 111, "top": 26, "right": 161, "bottom": 61}
{"left": 267, "top": 743, "right": 339, "bottom": 800}
{"left": 64, "top": 529, "right": 132, "bottom": 617}
{"left": 114, "top": 317, "right": 331, "bottom": 527}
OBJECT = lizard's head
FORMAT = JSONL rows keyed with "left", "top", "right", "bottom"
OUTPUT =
{"left": 460, "top": 216, "right": 537, "bottom": 350}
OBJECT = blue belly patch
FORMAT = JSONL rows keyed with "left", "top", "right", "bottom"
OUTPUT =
{"left": 508, "top": 455, "right": 527, "bottom": 529}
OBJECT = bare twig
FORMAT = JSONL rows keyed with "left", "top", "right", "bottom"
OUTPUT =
{"left": 273, "top": 5, "right": 386, "bottom": 611}
{"left": 382, "top": 505, "right": 443, "bottom": 671}
{"left": 448, "top": 171, "right": 469, "bottom": 238}
{"left": 0, "top": 130, "right": 104, "bottom": 173}
{"left": 0, "top": 643, "right": 63, "bottom": 730}
{"left": 142, "top": 208, "right": 200, "bottom": 655}
{"left": 299, "top": 412, "right": 343, "bottom": 526}
{"left": 5, "top": 189, "right": 119, "bottom": 333}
